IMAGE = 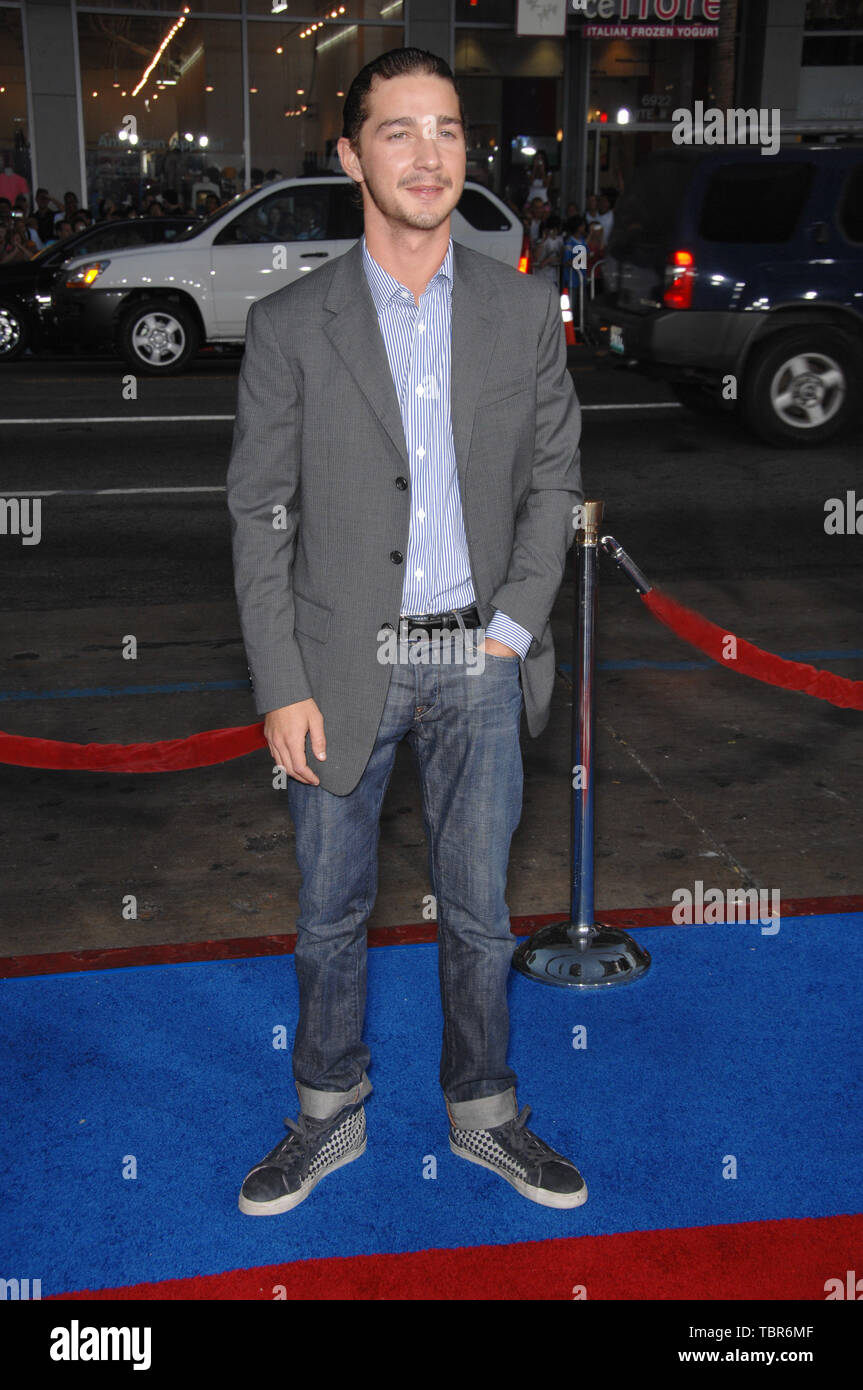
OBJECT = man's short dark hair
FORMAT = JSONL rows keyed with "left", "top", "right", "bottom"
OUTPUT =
{"left": 341, "top": 47, "right": 467, "bottom": 208}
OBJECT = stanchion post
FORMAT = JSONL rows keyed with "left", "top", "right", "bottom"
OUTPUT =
{"left": 511, "top": 500, "right": 652, "bottom": 988}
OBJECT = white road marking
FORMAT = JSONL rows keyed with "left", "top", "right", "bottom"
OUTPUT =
{"left": 3, "top": 402, "right": 680, "bottom": 427}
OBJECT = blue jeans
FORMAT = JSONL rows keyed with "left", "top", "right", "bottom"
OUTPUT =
{"left": 285, "top": 624, "right": 524, "bottom": 1131}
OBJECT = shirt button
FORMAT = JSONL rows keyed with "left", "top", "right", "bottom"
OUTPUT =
{"left": 416, "top": 385, "right": 424, "bottom": 396}
{"left": 417, "top": 508, "right": 426, "bottom": 521}
{"left": 416, "top": 446, "right": 425, "bottom": 458}
{"left": 390, "top": 550, "right": 403, "bottom": 564}
{"left": 395, "top": 476, "right": 408, "bottom": 490}
{"left": 417, "top": 323, "right": 425, "bottom": 333}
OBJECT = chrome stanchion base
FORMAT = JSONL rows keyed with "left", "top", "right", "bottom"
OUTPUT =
{"left": 512, "top": 920, "right": 651, "bottom": 989}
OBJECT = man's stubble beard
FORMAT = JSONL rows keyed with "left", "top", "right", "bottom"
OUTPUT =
{"left": 355, "top": 162, "right": 461, "bottom": 232}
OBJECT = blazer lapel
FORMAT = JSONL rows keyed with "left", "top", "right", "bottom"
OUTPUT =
{"left": 322, "top": 236, "right": 500, "bottom": 492}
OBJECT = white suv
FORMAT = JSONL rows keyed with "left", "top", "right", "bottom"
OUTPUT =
{"left": 54, "top": 176, "right": 525, "bottom": 375}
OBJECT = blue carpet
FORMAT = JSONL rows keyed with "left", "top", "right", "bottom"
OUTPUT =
{"left": 1, "top": 914, "right": 861, "bottom": 1295}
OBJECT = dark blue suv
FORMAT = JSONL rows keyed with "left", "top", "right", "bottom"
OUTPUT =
{"left": 587, "top": 144, "right": 863, "bottom": 446}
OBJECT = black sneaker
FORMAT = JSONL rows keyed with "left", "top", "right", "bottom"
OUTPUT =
{"left": 449, "top": 1104, "right": 587, "bottom": 1209}
{"left": 238, "top": 1101, "right": 366, "bottom": 1216}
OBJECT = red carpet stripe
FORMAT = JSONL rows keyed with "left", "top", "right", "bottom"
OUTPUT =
{"left": 3, "top": 896, "right": 861, "bottom": 979}
{"left": 47, "top": 1212, "right": 863, "bottom": 1301}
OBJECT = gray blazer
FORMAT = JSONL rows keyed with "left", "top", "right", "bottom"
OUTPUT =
{"left": 226, "top": 236, "right": 584, "bottom": 796}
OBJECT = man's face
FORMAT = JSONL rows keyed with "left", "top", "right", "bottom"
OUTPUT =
{"left": 338, "top": 72, "right": 465, "bottom": 232}
{"left": 36, "top": 191, "right": 49, "bottom": 208}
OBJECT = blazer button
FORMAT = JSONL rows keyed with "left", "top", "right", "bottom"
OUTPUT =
{"left": 395, "top": 476, "right": 408, "bottom": 489}
{"left": 390, "top": 550, "right": 403, "bottom": 564}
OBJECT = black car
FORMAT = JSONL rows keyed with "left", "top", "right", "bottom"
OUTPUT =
{"left": 587, "top": 144, "right": 863, "bottom": 446}
{"left": 0, "top": 217, "right": 197, "bottom": 362}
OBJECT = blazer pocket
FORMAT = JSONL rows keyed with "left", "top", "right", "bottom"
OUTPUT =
{"left": 293, "top": 590, "right": 332, "bottom": 643}
{"left": 475, "top": 372, "right": 534, "bottom": 407}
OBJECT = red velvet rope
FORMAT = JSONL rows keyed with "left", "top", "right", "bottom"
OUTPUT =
{"left": 0, "top": 720, "right": 266, "bottom": 772}
{"left": 1, "top": 593, "right": 859, "bottom": 773}
{"left": 642, "top": 589, "right": 863, "bottom": 712}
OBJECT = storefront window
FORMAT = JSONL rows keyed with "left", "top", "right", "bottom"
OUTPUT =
{"left": 455, "top": 0, "right": 514, "bottom": 21}
{"left": 79, "top": 1, "right": 242, "bottom": 12}
{"left": 77, "top": 11, "right": 243, "bottom": 214}
{"left": 246, "top": 0, "right": 402, "bottom": 19}
{"left": 0, "top": 8, "right": 30, "bottom": 195}
{"left": 804, "top": 0, "right": 863, "bottom": 27}
{"left": 585, "top": 35, "right": 715, "bottom": 190}
{"left": 455, "top": 29, "right": 563, "bottom": 206}
{"left": 247, "top": 18, "right": 403, "bottom": 180}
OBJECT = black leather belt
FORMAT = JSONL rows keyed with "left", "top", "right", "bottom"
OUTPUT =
{"left": 398, "top": 605, "right": 481, "bottom": 636}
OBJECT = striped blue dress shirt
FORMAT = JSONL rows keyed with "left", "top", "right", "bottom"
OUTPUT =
{"left": 361, "top": 232, "right": 533, "bottom": 659}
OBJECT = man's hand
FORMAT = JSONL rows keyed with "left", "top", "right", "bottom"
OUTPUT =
{"left": 264, "top": 698, "right": 326, "bottom": 785}
{"left": 479, "top": 637, "right": 519, "bottom": 658}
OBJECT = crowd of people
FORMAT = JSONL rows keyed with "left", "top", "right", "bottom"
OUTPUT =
{"left": 1, "top": 151, "right": 619, "bottom": 286}
{"left": 505, "top": 150, "right": 620, "bottom": 296}
{"left": 0, "top": 184, "right": 218, "bottom": 265}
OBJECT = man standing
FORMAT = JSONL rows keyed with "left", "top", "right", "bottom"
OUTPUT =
{"left": 226, "top": 48, "right": 586, "bottom": 1215}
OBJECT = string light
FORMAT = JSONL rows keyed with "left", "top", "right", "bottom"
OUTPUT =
{"left": 132, "top": 10, "right": 189, "bottom": 98}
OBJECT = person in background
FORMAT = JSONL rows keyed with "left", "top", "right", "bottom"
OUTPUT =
{"left": 34, "top": 189, "right": 62, "bottom": 242}
{"left": 526, "top": 195, "right": 547, "bottom": 247}
{"left": 532, "top": 212, "right": 563, "bottom": 288}
{"left": 584, "top": 192, "right": 599, "bottom": 224}
{"left": 586, "top": 221, "right": 605, "bottom": 289}
{"left": 0, "top": 219, "right": 38, "bottom": 262}
{"left": 597, "top": 190, "right": 615, "bottom": 243}
{"left": 23, "top": 214, "right": 44, "bottom": 250}
{"left": 53, "top": 191, "right": 80, "bottom": 230}
{"left": 561, "top": 214, "right": 588, "bottom": 297}
{"left": 524, "top": 150, "right": 551, "bottom": 209}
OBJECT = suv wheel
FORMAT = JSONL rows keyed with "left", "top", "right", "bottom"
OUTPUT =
{"left": 742, "top": 328, "right": 862, "bottom": 447}
{"left": 0, "top": 302, "right": 28, "bottom": 362}
{"left": 119, "top": 299, "right": 199, "bottom": 374}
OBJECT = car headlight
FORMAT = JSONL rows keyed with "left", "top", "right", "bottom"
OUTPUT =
{"left": 64, "top": 259, "right": 111, "bottom": 289}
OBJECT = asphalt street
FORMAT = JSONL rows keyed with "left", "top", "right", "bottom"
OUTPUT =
{"left": 1, "top": 348, "right": 861, "bottom": 955}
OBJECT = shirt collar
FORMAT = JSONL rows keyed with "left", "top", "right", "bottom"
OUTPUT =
{"left": 362, "top": 231, "right": 453, "bottom": 315}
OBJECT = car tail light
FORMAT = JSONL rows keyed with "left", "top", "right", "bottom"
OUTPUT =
{"left": 518, "top": 231, "right": 531, "bottom": 275}
{"left": 663, "top": 249, "right": 694, "bottom": 308}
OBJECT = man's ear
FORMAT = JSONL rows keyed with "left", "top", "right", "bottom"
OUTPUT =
{"left": 336, "top": 137, "right": 362, "bottom": 184}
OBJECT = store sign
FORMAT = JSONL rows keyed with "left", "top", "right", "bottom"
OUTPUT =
{"left": 568, "top": 0, "right": 719, "bottom": 37}
{"left": 517, "top": 0, "right": 567, "bottom": 37}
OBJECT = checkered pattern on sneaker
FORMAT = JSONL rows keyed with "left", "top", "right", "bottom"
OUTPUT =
{"left": 450, "top": 1125, "right": 531, "bottom": 1182}
{"left": 238, "top": 1101, "right": 366, "bottom": 1216}
{"left": 449, "top": 1103, "right": 587, "bottom": 1209}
